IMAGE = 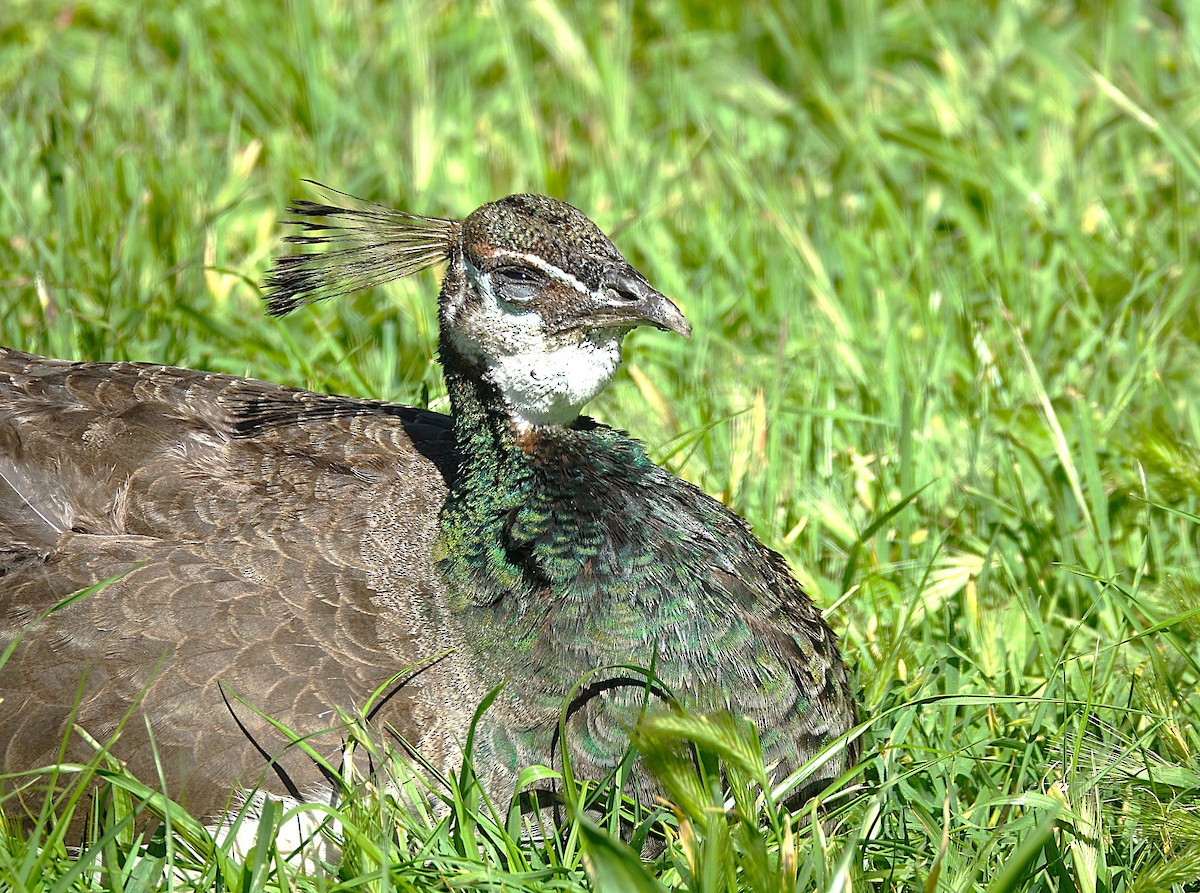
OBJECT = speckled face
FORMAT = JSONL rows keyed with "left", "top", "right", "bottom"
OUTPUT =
{"left": 440, "top": 194, "right": 690, "bottom": 427}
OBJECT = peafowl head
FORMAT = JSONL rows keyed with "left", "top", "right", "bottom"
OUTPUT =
{"left": 264, "top": 185, "right": 689, "bottom": 428}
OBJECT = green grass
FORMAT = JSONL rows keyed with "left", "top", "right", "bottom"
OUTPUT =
{"left": 3, "top": 0, "right": 1200, "bottom": 889}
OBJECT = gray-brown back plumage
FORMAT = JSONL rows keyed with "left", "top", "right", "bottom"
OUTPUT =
{"left": 0, "top": 352, "right": 468, "bottom": 817}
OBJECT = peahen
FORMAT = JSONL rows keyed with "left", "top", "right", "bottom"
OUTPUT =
{"left": 0, "top": 187, "right": 857, "bottom": 831}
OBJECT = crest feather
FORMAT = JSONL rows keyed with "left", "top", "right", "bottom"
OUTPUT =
{"left": 263, "top": 181, "right": 458, "bottom": 316}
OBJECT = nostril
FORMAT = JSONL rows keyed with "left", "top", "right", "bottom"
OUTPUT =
{"left": 608, "top": 275, "right": 645, "bottom": 303}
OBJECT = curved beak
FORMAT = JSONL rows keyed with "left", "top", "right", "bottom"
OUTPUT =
{"left": 600, "top": 269, "right": 691, "bottom": 338}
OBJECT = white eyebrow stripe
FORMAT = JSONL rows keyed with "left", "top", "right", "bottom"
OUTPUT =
{"left": 491, "top": 248, "right": 592, "bottom": 296}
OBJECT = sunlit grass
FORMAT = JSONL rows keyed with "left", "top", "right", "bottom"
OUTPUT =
{"left": 2, "top": 0, "right": 1199, "bottom": 890}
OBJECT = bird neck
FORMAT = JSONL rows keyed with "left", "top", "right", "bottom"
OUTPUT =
{"left": 435, "top": 338, "right": 634, "bottom": 613}
{"left": 440, "top": 341, "right": 541, "bottom": 493}
{"left": 435, "top": 340, "right": 548, "bottom": 613}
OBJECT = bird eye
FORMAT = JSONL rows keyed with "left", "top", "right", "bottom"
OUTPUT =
{"left": 493, "top": 266, "right": 544, "bottom": 302}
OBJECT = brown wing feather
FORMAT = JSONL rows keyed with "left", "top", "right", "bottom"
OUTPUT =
{"left": 0, "top": 347, "right": 470, "bottom": 820}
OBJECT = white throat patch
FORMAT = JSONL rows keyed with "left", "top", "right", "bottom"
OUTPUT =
{"left": 490, "top": 332, "right": 623, "bottom": 427}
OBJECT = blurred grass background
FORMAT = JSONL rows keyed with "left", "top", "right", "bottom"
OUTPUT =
{"left": 3, "top": 0, "right": 1200, "bottom": 890}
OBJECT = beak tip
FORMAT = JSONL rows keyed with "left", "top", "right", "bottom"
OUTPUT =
{"left": 649, "top": 291, "right": 690, "bottom": 339}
